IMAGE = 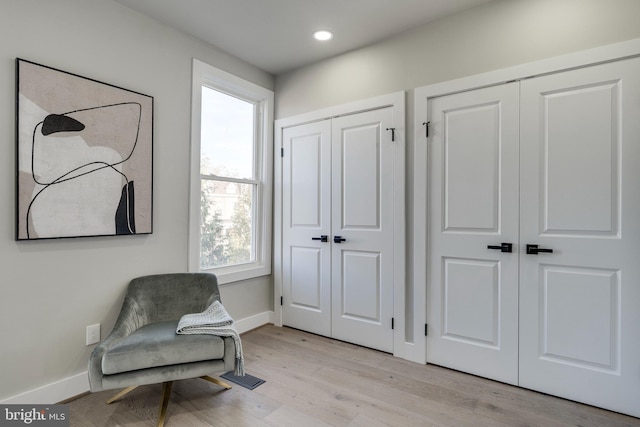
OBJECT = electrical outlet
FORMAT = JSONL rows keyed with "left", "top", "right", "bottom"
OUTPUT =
{"left": 86, "top": 323, "right": 101, "bottom": 346}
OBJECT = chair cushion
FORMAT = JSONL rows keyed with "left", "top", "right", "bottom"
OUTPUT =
{"left": 102, "top": 320, "right": 226, "bottom": 375}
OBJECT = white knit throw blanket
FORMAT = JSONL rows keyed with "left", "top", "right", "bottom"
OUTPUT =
{"left": 176, "top": 300, "right": 245, "bottom": 376}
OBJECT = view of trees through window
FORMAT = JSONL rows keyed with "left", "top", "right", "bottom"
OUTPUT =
{"left": 200, "top": 175, "right": 253, "bottom": 269}
{"left": 199, "top": 86, "right": 256, "bottom": 270}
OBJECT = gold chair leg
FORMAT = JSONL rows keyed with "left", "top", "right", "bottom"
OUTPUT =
{"left": 200, "top": 375, "right": 232, "bottom": 390}
{"left": 106, "top": 386, "right": 139, "bottom": 404}
{"left": 157, "top": 381, "right": 173, "bottom": 427}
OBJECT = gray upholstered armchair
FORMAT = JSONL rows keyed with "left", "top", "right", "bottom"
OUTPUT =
{"left": 88, "top": 273, "right": 236, "bottom": 427}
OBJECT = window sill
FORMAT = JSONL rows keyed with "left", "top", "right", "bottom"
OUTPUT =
{"left": 197, "top": 262, "right": 271, "bottom": 285}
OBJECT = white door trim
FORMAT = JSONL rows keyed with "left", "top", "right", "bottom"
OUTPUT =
{"left": 274, "top": 91, "right": 407, "bottom": 359}
{"left": 413, "top": 37, "right": 640, "bottom": 365}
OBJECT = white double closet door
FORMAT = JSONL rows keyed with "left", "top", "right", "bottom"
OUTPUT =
{"left": 281, "top": 107, "right": 395, "bottom": 353}
{"left": 427, "top": 57, "right": 640, "bottom": 416}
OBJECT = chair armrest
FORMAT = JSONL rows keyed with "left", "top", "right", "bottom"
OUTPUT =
{"left": 88, "top": 296, "right": 146, "bottom": 391}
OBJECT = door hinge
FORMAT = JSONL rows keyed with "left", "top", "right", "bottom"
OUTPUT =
{"left": 280, "top": 147, "right": 284, "bottom": 157}
{"left": 391, "top": 317, "right": 395, "bottom": 330}
{"left": 425, "top": 323, "right": 428, "bottom": 336}
{"left": 423, "top": 121, "right": 430, "bottom": 138}
{"left": 280, "top": 296, "right": 283, "bottom": 306}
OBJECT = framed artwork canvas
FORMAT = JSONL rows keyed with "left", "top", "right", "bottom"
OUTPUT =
{"left": 16, "top": 59, "right": 153, "bottom": 240}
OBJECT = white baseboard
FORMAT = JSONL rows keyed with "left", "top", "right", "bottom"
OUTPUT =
{"left": 0, "top": 311, "right": 274, "bottom": 404}
{"left": 0, "top": 372, "right": 89, "bottom": 405}
{"left": 235, "top": 310, "right": 274, "bottom": 334}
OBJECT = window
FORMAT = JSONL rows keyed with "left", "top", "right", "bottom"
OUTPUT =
{"left": 190, "top": 59, "right": 273, "bottom": 284}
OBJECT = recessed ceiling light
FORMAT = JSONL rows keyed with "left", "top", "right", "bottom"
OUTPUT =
{"left": 313, "top": 30, "right": 333, "bottom": 41}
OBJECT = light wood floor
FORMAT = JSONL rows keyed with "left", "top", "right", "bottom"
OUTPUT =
{"left": 69, "top": 325, "right": 640, "bottom": 426}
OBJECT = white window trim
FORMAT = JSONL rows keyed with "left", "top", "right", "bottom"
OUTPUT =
{"left": 189, "top": 58, "right": 273, "bottom": 284}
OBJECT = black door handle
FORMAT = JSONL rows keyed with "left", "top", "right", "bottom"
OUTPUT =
{"left": 333, "top": 236, "right": 346, "bottom": 243}
{"left": 526, "top": 244, "right": 554, "bottom": 255}
{"left": 311, "top": 235, "right": 328, "bottom": 242}
{"left": 487, "top": 243, "right": 513, "bottom": 253}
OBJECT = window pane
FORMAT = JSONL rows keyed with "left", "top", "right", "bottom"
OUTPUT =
{"left": 201, "top": 87, "right": 254, "bottom": 179}
{"left": 200, "top": 179, "right": 254, "bottom": 269}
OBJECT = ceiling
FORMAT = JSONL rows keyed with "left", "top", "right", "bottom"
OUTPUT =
{"left": 113, "top": 0, "right": 495, "bottom": 75}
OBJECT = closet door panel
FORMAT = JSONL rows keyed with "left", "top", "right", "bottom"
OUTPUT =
{"left": 542, "top": 82, "right": 618, "bottom": 234}
{"left": 341, "top": 123, "right": 380, "bottom": 228}
{"left": 331, "top": 107, "right": 395, "bottom": 353}
{"left": 427, "top": 82, "right": 520, "bottom": 385}
{"left": 444, "top": 102, "right": 501, "bottom": 231}
{"left": 519, "top": 56, "right": 640, "bottom": 418}
{"left": 282, "top": 120, "right": 332, "bottom": 336}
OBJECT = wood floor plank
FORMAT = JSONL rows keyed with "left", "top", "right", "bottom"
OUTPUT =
{"left": 68, "top": 325, "right": 640, "bottom": 426}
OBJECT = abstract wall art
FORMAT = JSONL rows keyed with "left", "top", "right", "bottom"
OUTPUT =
{"left": 16, "top": 59, "right": 153, "bottom": 240}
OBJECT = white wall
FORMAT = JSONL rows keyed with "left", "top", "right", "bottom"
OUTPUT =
{"left": 0, "top": 0, "right": 274, "bottom": 402}
{"left": 274, "top": 0, "right": 640, "bottom": 345}
{"left": 275, "top": 0, "right": 640, "bottom": 118}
